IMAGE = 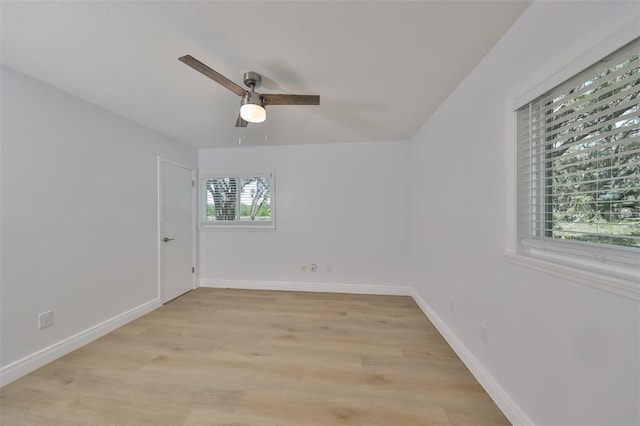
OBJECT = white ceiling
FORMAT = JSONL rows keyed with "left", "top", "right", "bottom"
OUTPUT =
{"left": 1, "top": 1, "right": 530, "bottom": 148}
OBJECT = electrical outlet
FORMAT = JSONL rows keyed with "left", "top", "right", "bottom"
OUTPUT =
{"left": 480, "top": 324, "right": 489, "bottom": 346}
{"left": 300, "top": 265, "right": 307, "bottom": 272}
{"left": 326, "top": 264, "right": 332, "bottom": 273}
{"left": 39, "top": 311, "right": 54, "bottom": 329}
{"left": 311, "top": 263, "right": 318, "bottom": 272}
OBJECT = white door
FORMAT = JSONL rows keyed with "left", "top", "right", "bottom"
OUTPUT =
{"left": 160, "top": 160, "right": 194, "bottom": 303}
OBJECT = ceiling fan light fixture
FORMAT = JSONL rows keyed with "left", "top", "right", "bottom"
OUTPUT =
{"left": 240, "top": 92, "right": 266, "bottom": 123}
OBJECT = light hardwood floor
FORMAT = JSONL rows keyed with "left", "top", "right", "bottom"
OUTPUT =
{"left": 0, "top": 288, "right": 510, "bottom": 425}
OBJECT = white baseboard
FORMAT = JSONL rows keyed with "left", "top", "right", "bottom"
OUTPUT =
{"left": 0, "top": 298, "right": 161, "bottom": 387}
{"left": 199, "top": 278, "right": 412, "bottom": 296}
{"left": 409, "top": 289, "right": 533, "bottom": 426}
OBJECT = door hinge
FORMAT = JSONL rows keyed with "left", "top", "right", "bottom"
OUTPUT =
{"left": 192, "top": 267, "right": 195, "bottom": 273}
{"left": 192, "top": 180, "right": 195, "bottom": 187}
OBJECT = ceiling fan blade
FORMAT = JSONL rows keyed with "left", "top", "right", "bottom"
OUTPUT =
{"left": 235, "top": 115, "right": 248, "bottom": 127}
{"left": 262, "top": 94, "right": 320, "bottom": 106}
{"left": 179, "top": 55, "right": 247, "bottom": 97}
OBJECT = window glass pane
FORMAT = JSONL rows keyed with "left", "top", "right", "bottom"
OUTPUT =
{"left": 205, "top": 177, "right": 238, "bottom": 221}
{"left": 239, "top": 178, "right": 271, "bottom": 222}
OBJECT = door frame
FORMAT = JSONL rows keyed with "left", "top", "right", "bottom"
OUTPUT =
{"left": 157, "top": 157, "right": 197, "bottom": 303}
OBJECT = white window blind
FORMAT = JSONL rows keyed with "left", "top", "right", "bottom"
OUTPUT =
{"left": 200, "top": 172, "right": 274, "bottom": 228}
{"left": 518, "top": 39, "right": 639, "bottom": 247}
{"left": 516, "top": 37, "right": 639, "bottom": 289}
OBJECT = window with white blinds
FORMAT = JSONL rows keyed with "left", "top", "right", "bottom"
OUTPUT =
{"left": 516, "top": 37, "right": 639, "bottom": 285}
{"left": 200, "top": 172, "right": 275, "bottom": 229}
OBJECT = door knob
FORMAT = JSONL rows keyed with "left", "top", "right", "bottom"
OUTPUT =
{"left": 163, "top": 237, "right": 175, "bottom": 242}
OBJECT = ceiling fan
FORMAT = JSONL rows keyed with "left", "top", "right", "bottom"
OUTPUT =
{"left": 179, "top": 55, "right": 320, "bottom": 127}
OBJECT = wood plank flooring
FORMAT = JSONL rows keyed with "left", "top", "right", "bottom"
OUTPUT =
{"left": 0, "top": 288, "right": 510, "bottom": 425}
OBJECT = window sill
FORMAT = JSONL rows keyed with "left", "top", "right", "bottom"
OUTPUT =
{"left": 504, "top": 250, "right": 639, "bottom": 301}
{"left": 199, "top": 224, "right": 275, "bottom": 232}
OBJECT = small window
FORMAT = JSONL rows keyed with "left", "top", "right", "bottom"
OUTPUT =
{"left": 200, "top": 172, "right": 275, "bottom": 229}
{"left": 515, "top": 37, "right": 639, "bottom": 291}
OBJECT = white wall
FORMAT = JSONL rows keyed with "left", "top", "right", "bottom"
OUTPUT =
{"left": 409, "top": 2, "right": 639, "bottom": 425}
{"left": 199, "top": 141, "right": 410, "bottom": 293}
{"left": 0, "top": 66, "right": 197, "bottom": 377}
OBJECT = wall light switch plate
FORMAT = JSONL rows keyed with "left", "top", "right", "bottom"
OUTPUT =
{"left": 39, "top": 310, "right": 54, "bottom": 329}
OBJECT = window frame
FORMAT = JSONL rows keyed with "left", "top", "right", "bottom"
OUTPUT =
{"left": 508, "top": 34, "right": 640, "bottom": 301}
{"left": 198, "top": 171, "right": 276, "bottom": 231}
